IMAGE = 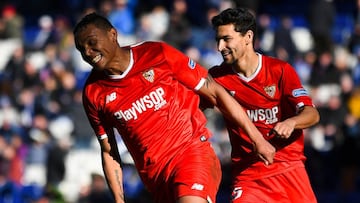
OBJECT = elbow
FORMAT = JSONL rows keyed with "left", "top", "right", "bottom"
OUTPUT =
{"left": 315, "top": 113, "right": 320, "bottom": 125}
{"left": 302, "top": 106, "right": 320, "bottom": 127}
{"left": 312, "top": 108, "right": 321, "bottom": 126}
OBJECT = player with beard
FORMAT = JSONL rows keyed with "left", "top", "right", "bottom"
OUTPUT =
{"left": 209, "top": 8, "right": 319, "bottom": 203}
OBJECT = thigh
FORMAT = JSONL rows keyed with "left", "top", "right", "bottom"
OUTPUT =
{"left": 151, "top": 141, "right": 222, "bottom": 203}
{"left": 284, "top": 167, "right": 317, "bottom": 203}
{"left": 177, "top": 195, "right": 209, "bottom": 203}
{"left": 231, "top": 181, "right": 287, "bottom": 203}
{"left": 172, "top": 141, "right": 222, "bottom": 203}
{"left": 231, "top": 167, "right": 317, "bottom": 203}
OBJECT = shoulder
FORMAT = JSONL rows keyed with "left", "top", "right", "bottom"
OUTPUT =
{"left": 262, "top": 55, "right": 288, "bottom": 67}
{"left": 83, "top": 70, "right": 105, "bottom": 103}
{"left": 130, "top": 41, "right": 170, "bottom": 52}
{"left": 130, "top": 41, "right": 176, "bottom": 62}
{"left": 262, "top": 55, "right": 294, "bottom": 73}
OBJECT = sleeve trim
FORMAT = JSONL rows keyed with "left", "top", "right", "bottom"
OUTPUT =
{"left": 98, "top": 134, "right": 108, "bottom": 140}
{"left": 195, "top": 78, "right": 206, "bottom": 91}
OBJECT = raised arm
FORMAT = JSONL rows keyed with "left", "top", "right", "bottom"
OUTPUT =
{"left": 198, "top": 75, "right": 276, "bottom": 165}
{"left": 99, "top": 132, "right": 125, "bottom": 203}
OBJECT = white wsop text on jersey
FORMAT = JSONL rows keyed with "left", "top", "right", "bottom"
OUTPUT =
{"left": 113, "top": 87, "right": 167, "bottom": 121}
{"left": 247, "top": 106, "right": 279, "bottom": 124}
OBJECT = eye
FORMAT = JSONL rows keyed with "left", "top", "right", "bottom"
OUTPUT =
{"left": 223, "top": 37, "right": 231, "bottom": 42}
{"left": 88, "top": 39, "right": 97, "bottom": 46}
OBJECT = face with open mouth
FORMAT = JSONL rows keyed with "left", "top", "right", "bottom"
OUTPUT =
{"left": 75, "top": 24, "right": 117, "bottom": 71}
{"left": 92, "top": 54, "right": 102, "bottom": 64}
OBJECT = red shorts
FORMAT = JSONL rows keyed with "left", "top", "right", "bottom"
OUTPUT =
{"left": 231, "top": 166, "right": 317, "bottom": 203}
{"left": 143, "top": 141, "right": 222, "bottom": 203}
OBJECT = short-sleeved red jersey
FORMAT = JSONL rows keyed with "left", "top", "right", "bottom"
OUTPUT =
{"left": 209, "top": 54, "right": 315, "bottom": 180}
{"left": 82, "top": 41, "right": 210, "bottom": 179}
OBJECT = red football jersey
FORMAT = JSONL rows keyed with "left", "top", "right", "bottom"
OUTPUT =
{"left": 209, "top": 54, "right": 315, "bottom": 180}
{"left": 82, "top": 41, "right": 210, "bottom": 179}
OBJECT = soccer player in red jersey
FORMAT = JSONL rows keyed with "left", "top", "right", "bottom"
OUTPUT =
{"left": 209, "top": 8, "right": 320, "bottom": 203}
{"left": 73, "top": 13, "right": 275, "bottom": 203}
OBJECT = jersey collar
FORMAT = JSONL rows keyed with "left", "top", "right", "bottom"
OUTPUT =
{"left": 236, "top": 53, "right": 262, "bottom": 82}
{"left": 108, "top": 49, "right": 134, "bottom": 79}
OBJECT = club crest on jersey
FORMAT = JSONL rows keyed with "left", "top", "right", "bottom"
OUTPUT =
{"left": 143, "top": 69, "right": 155, "bottom": 83}
{"left": 188, "top": 58, "right": 196, "bottom": 69}
{"left": 264, "top": 85, "right": 276, "bottom": 98}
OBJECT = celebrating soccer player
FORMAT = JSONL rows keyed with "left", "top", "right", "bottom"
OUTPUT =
{"left": 209, "top": 7, "right": 320, "bottom": 203}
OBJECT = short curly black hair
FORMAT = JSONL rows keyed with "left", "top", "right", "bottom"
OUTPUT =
{"left": 73, "top": 12, "right": 114, "bottom": 35}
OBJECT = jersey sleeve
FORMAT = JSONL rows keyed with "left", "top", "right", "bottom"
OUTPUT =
{"left": 82, "top": 87, "right": 108, "bottom": 140}
{"left": 161, "top": 42, "right": 208, "bottom": 91}
{"left": 282, "top": 63, "right": 314, "bottom": 112}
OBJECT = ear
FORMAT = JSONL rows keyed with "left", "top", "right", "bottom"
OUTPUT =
{"left": 109, "top": 28, "right": 118, "bottom": 42}
{"left": 245, "top": 30, "right": 254, "bottom": 46}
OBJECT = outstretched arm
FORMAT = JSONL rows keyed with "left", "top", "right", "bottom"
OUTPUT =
{"left": 198, "top": 75, "right": 276, "bottom": 165}
{"left": 99, "top": 132, "right": 125, "bottom": 203}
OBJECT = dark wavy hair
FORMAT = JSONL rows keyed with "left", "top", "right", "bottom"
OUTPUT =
{"left": 211, "top": 8, "right": 257, "bottom": 44}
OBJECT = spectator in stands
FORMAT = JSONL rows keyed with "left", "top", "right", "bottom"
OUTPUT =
{"left": 255, "top": 13, "right": 273, "bottom": 54}
{"left": 99, "top": 0, "right": 114, "bottom": 17}
{"left": 273, "top": 15, "right": 297, "bottom": 64}
{"left": 348, "top": 24, "right": 360, "bottom": 86}
{"left": 293, "top": 50, "right": 317, "bottom": 85}
{"left": 190, "top": 5, "right": 219, "bottom": 53}
{"left": 348, "top": 24, "right": 360, "bottom": 54}
{"left": 307, "top": 0, "right": 336, "bottom": 54}
{"left": 162, "top": 0, "right": 191, "bottom": 51}
{"left": 0, "top": 136, "right": 22, "bottom": 203}
{"left": 78, "top": 173, "right": 113, "bottom": 203}
{"left": 309, "top": 50, "right": 340, "bottom": 87}
{"left": 46, "top": 116, "right": 73, "bottom": 191}
{"left": 3, "top": 45, "right": 26, "bottom": 98}
{"left": 1, "top": 4, "right": 24, "bottom": 39}
{"left": 233, "top": 0, "right": 259, "bottom": 14}
{"left": 53, "top": 15, "right": 74, "bottom": 57}
{"left": 136, "top": 5, "right": 169, "bottom": 41}
{"left": 108, "top": 0, "right": 137, "bottom": 45}
{"left": 7, "top": 134, "right": 26, "bottom": 185}
{"left": 31, "top": 15, "right": 57, "bottom": 51}
{"left": 339, "top": 112, "right": 360, "bottom": 194}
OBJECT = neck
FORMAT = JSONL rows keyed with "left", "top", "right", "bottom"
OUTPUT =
{"left": 234, "top": 52, "right": 259, "bottom": 77}
{"left": 107, "top": 47, "right": 131, "bottom": 75}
